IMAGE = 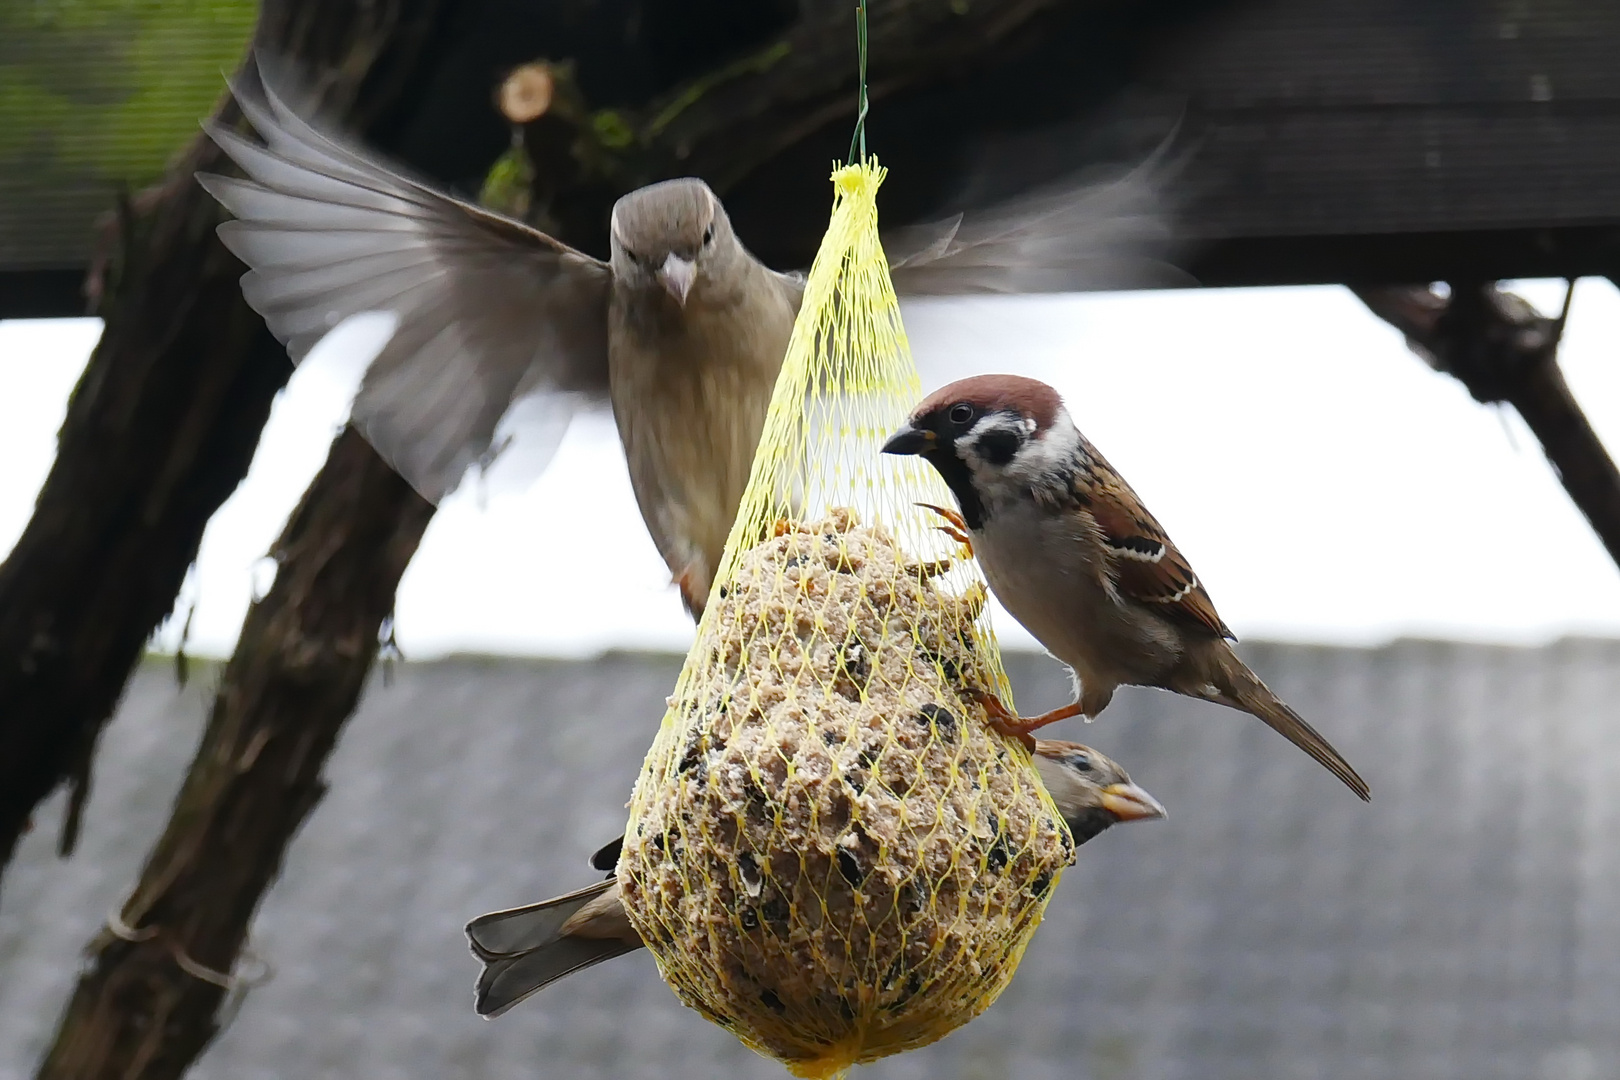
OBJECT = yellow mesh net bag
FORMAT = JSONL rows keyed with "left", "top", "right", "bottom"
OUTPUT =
{"left": 617, "top": 161, "right": 1076, "bottom": 1079}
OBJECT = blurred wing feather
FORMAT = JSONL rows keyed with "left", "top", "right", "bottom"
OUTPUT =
{"left": 198, "top": 57, "right": 612, "bottom": 503}
{"left": 887, "top": 132, "right": 1194, "bottom": 296}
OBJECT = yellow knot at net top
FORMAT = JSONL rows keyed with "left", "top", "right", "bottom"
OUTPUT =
{"left": 618, "top": 161, "right": 1075, "bottom": 1079}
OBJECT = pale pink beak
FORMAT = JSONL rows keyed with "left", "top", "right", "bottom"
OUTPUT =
{"left": 658, "top": 253, "right": 695, "bottom": 306}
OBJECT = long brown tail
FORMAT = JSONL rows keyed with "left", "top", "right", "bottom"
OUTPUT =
{"left": 1207, "top": 647, "right": 1370, "bottom": 801}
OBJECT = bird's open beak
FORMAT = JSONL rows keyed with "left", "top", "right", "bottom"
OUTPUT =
{"left": 881, "top": 424, "right": 935, "bottom": 456}
{"left": 1099, "top": 781, "right": 1168, "bottom": 822}
{"left": 658, "top": 253, "right": 695, "bottom": 306}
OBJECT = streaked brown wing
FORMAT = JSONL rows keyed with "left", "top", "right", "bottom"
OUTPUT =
{"left": 1071, "top": 444, "right": 1234, "bottom": 640}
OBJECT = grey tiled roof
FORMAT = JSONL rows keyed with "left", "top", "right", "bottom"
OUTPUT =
{"left": 3, "top": 640, "right": 1619, "bottom": 1080}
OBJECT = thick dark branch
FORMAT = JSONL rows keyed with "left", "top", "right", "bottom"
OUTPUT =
{"left": 1354, "top": 282, "right": 1620, "bottom": 569}
{"left": 636, "top": 0, "right": 1069, "bottom": 187}
{"left": 0, "top": 97, "right": 291, "bottom": 875}
{"left": 37, "top": 429, "right": 433, "bottom": 1080}
{"left": 0, "top": 0, "right": 472, "bottom": 882}
{"left": 507, "top": 0, "right": 1098, "bottom": 254}
{"left": 30, "top": 3, "right": 460, "bottom": 1077}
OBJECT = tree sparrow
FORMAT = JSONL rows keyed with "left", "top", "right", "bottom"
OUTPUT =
{"left": 464, "top": 739, "right": 1163, "bottom": 1016}
{"left": 881, "top": 374, "right": 1369, "bottom": 801}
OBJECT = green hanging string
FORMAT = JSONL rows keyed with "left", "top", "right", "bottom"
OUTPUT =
{"left": 847, "top": 2, "right": 869, "bottom": 164}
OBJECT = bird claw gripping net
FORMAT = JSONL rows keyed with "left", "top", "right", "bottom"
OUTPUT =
{"left": 618, "top": 162, "right": 1075, "bottom": 1079}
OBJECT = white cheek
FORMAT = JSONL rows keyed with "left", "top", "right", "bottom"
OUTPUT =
{"left": 1007, "top": 411, "right": 1079, "bottom": 483}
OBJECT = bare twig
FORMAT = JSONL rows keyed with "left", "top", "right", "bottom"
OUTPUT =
{"left": 1354, "top": 281, "right": 1620, "bottom": 570}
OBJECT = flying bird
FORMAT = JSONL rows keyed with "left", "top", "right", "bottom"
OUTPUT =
{"left": 197, "top": 56, "right": 1184, "bottom": 618}
{"left": 882, "top": 373, "right": 1370, "bottom": 801}
{"left": 464, "top": 739, "right": 1164, "bottom": 1017}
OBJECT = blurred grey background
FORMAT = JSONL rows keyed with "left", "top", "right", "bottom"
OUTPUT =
{"left": 3, "top": 640, "right": 1617, "bottom": 1080}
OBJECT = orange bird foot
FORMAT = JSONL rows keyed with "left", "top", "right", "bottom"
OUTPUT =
{"left": 963, "top": 686, "right": 1086, "bottom": 751}
{"left": 917, "top": 502, "right": 974, "bottom": 554}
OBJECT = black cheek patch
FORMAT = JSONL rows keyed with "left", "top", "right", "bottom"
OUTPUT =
{"left": 975, "top": 429, "right": 1022, "bottom": 467}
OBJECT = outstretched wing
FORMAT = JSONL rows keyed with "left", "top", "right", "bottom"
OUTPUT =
{"left": 886, "top": 127, "right": 1194, "bottom": 296}
{"left": 198, "top": 55, "right": 613, "bottom": 504}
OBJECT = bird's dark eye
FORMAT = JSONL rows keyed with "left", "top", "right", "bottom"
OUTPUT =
{"left": 1068, "top": 753, "right": 1093, "bottom": 773}
{"left": 948, "top": 403, "right": 976, "bottom": 426}
{"left": 702, "top": 225, "right": 714, "bottom": 246}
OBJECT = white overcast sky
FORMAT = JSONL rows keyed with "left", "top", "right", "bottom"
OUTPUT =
{"left": 2, "top": 279, "right": 1618, "bottom": 659}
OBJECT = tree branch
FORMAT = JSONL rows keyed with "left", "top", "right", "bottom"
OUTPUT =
{"left": 0, "top": 0, "right": 477, "bottom": 884}
{"left": 503, "top": 0, "right": 1093, "bottom": 254}
{"left": 31, "top": 2, "right": 459, "bottom": 1076}
{"left": 0, "top": 93, "right": 292, "bottom": 878}
{"left": 36, "top": 430, "right": 433, "bottom": 1080}
{"left": 1354, "top": 282, "right": 1620, "bottom": 570}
